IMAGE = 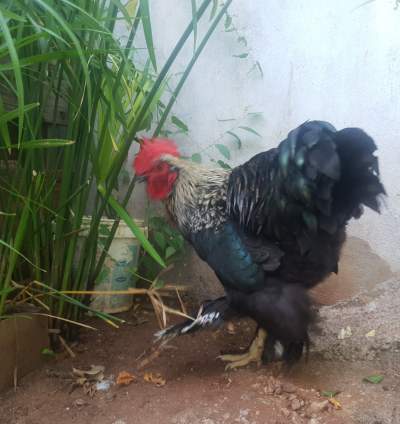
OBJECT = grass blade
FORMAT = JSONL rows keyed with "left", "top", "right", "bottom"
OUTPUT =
{"left": 0, "top": 9, "right": 24, "bottom": 145}
{"left": 0, "top": 139, "right": 75, "bottom": 150}
{"left": 97, "top": 184, "right": 166, "bottom": 268}
{"left": 0, "top": 103, "right": 39, "bottom": 126}
{"left": 191, "top": 0, "right": 198, "bottom": 52}
{"left": 0, "top": 239, "right": 45, "bottom": 271}
{"left": 32, "top": 0, "right": 92, "bottom": 121}
{"left": 140, "top": 0, "right": 157, "bottom": 72}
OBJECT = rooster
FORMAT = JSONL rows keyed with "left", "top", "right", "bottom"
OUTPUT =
{"left": 133, "top": 121, "right": 385, "bottom": 369}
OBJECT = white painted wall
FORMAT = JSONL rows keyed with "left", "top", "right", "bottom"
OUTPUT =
{"left": 127, "top": 0, "right": 400, "bottom": 273}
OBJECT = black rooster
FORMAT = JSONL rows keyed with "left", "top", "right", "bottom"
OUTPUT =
{"left": 133, "top": 121, "right": 385, "bottom": 368}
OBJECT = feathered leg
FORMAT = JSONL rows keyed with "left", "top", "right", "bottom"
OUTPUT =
{"left": 218, "top": 327, "right": 267, "bottom": 370}
{"left": 225, "top": 282, "right": 312, "bottom": 366}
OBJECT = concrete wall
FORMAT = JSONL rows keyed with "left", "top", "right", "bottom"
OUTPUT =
{"left": 125, "top": 1, "right": 400, "bottom": 301}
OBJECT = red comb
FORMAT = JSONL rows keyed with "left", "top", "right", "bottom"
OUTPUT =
{"left": 133, "top": 138, "right": 180, "bottom": 175}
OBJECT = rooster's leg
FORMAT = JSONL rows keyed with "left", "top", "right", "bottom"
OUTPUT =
{"left": 218, "top": 327, "right": 267, "bottom": 370}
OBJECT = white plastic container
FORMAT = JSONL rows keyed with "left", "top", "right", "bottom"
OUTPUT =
{"left": 78, "top": 216, "right": 146, "bottom": 314}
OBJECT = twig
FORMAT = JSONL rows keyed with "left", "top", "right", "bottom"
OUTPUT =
{"left": 175, "top": 288, "right": 187, "bottom": 316}
{"left": 137, "top": 347, "right": 162, "bottom": 370}
{"left": 59, "top": 335, "right": 76, "bottom": 359}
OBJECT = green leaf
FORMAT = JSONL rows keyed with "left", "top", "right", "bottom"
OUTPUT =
{"left": 255, "top": 60, "right": 264, "bottom": 78}
{"left": 0, "top": 139, "right": 75, "bottom": 150}
{"left": 210, "top": 0, "right": 219, "bottom": 20}
{"left": 165, "top": 246, "right": 177, "bottom": 259}
{"left": 215, "top": 143, "right": 230, "bottom": 160}
{"left": 238, "top": 126, "right": 262, "bottom": 137}
{"left": 217, "top": 160, "right": 231, "bottom": 170}
{"left": 150, "top": 216, "right": 166, "bottom": 229}
{"left": 98, "top": 184, "right": 165, "bottom": 268}
{"left": 125, "top": 0, "right": 139, "bottom": 19}
{"left": 0, "top": 5, "right": 26, "bottom": 22}
{"left": 233, "top": 53, "right": 248, "bottom": 59}
{"left": 224, "top": 13, "right": 232, "bottom": 30}
{"left": 0, "top": 103, "right": 39, "bottom": 126}
{"left": 363, "top": 375, "right": 384, "bottom": 384}
{"left": 191, "top": 152, "right": 202, "bottom": 163}
{"left": 0, "top": 286, "right": 17, "bottom": 296}
{"left": 154, "top": 231, "right": 166, "bottom": 250}
{"left": 322, "top": 390, "right": 340, "bottom": 398}
{"left": 226, "top": 131, "right": 242, "bottom": 149}
{"left": 41, "top": 348, "right": 55, "bottom": 357}
{"left": 171, "top": 115, "right": 189, "bottom": 133}
{"left": 169, "top": 234, "right": 184, "bottom": 251}
{"left": 237, "top": 36, "right": 247, "bottom": 46}
{"left": 99, "top": 224, "right": 112, "bottom": 237}
{"left": 0, "top": 50, "right": 81, "bottom": 71}
{"left": 217, "top": 117, "right": 236, "bottom": 122}
{"left": 140, "top": 0, "right": 157, "bottom": 72}
{"left": 152, "top": 278, "right": 165, "bottom": 289}
{"left": 247, "top": 111, "right": 263, "bottom": 118}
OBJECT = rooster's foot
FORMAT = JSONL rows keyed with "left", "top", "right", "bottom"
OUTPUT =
{"left": 218, "top": 328, "right": 267, "bottom": 370}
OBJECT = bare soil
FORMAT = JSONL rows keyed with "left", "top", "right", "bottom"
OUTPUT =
{"left": 1, "top": 307, "right": 398, "bottom": 424}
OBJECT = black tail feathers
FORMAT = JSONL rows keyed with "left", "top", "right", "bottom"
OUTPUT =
{"left": 154, "top": 297, "right": 233, "bottom": 342}
{"left": 277, "top": 121, "right": 385, "bottom": 235}
{"left": 333, "top": 127, "right": 386, "bottom": 216}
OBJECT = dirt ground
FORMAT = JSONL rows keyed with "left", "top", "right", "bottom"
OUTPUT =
{"left": 1, "top": 306, "right": 399, "bottom": 424}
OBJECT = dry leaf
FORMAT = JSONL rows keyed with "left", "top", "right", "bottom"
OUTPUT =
{"left": 83, "top": 381, "right": 97, "bottom": 397}
{"left": 328, "top": 397, "right": 342, "bottom": 409}
{"left": 365, "top": 329, "right": 376, "bottom": 338}
{"left": 363, "top": 374, "right": 384, "bottom": 384}
{"left": 117, "top": 371, "right": 136, "bottom": 386}
{"left": 72, "top": 365, "right": 105, "bottom": 382}
{"left": 143, "top": 372, "right": 166, "bottom": 387}
{"left": 76, "top": 377, "right": 87, "bottom": 386}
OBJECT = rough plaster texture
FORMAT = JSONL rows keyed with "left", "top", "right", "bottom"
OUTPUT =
{"left": 310, "top": 277, "right": 400, "bottom": 362}
{"left": 121, "top": 1, "right": 400, "bottom": 300}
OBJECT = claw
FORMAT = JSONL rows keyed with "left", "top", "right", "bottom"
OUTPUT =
{"left": 218, "top": 328, "right": 267, "bottom": 370}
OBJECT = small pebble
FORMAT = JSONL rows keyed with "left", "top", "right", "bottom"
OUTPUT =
{"left": 73, "top": 398, "right": 87, "bottom": 407}
{"left": 282, "top": 383, "right": 297, "bottom": 393}
{"left": 306, "top": 400, "right": 329, "bottom": 416}
{"left": 291, "top": 398, "right": 302, "bottom": 411}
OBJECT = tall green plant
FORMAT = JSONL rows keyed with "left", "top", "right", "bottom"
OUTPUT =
{"left": 0, "top": 0, "right": 231, "bottom": 327}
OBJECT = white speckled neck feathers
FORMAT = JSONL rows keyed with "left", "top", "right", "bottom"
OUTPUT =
{"left": 162, "top": 155, "right": 230, "bottom": 234}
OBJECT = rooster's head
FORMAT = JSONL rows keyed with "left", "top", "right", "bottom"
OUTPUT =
{"left": 133, "top": 138, "right": 180, "bottom": 200}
